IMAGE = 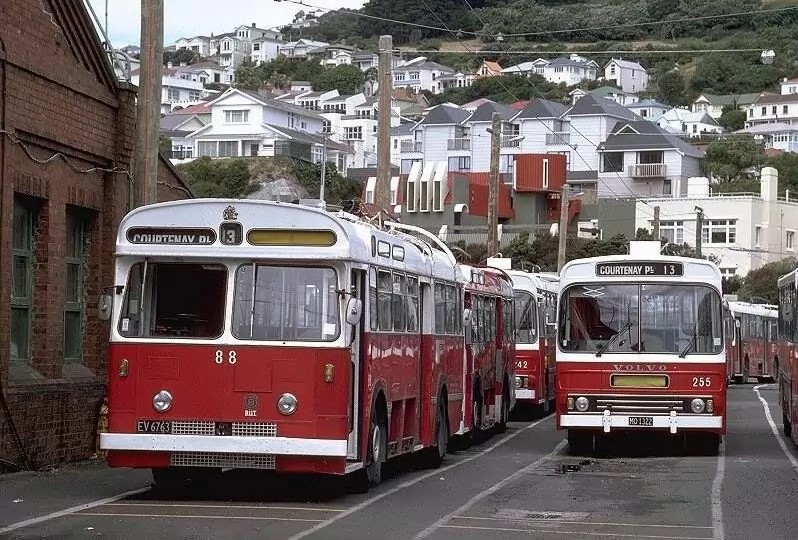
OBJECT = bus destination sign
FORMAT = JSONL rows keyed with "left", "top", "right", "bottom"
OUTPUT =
{"left": 595, "top": 261, "right": 683, "bottom": 277}
{"left": 127, "top": 227, "right": 217, "bottom": 245}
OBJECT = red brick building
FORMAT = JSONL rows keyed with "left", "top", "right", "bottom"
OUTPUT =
{"left": 0, "top": 0, "right": 192, "bottom": 469}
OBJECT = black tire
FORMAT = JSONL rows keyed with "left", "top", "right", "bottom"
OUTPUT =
{"left": 567, "top": 429, "right": 594, "bottom": 455}
{"left": 151, "top": 468, "right": 204, "bottom": 495}
{"left": 471, "top": 383, "right": 485, "bottom": 444}
{"left": 691, "top": 433, "right": 721, "bottom": 456}
{"left": 420, "top": 398, "right": 449, "bottom": 468}
{"left": 784, "top": 413, "right": 792, "bottom": 439}
{"left": 496, "top": 386, "right": 510, "bottom": 434}
{"left": 366, "top": 406, "right": 387, "bottom": 485}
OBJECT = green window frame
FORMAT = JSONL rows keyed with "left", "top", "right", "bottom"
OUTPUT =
{"left": 11, "top": 199, "right": 35, "bottom": 364}
{"left": 64, "top": 209, "right": 88, "bottom": 363}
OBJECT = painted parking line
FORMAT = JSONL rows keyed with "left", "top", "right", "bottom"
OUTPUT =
{"left": 72, "top": 512, "right": 323, "bottom": 523}
{"left": 439, "top": 524, "right": 712, "bottom": 540}
{"left": 710, "top": 438, "right": 726, "bottom": 540}
{"left": 753, "top": 384, "right": 798, "bottom": 474}
{"left": 105, "top": 502, "right": 345, "bottom": 512}
{"left": 452, "top": 516, "right": 714, "bottom": 530}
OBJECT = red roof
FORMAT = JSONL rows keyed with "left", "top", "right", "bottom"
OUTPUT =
{"left": 169, "top": 102, "right": 212, "bottom": 115}
{"left": 480, "top": 60, "right": 502, "bottom": 74}
{"left": 509, "top": 100, "right": 530, "bottom": 110}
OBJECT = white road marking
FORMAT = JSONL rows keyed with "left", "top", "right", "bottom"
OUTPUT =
{"left": 75, "top": 512, "right": 322, "bottom": 522}
{"left": 440, "top": 524, "right": 712, "bottom": 539}
{"left": 453, "top": 516, "right": 713, "bottom": 529}
{"left": 106, "top": 502, "right": 344, "bottom": 512}
{"left": 753, "top": 384, "right": 798, "bottom": 473}
{"left": 710, "top": 438, "right": 725, "bottom": 540}
{"left": 0, "top": 488, "right": 149, "bottom": 535}
{"left": 414, "top": 440, "right": 568, "bottom": 539}
{"left": 284, "top": 416, "right": 554, "bottom": 540}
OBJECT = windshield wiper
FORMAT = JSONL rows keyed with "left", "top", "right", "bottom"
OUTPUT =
{"left": 679, "top": 318, "right": 713, "bottom": 358}
{"left": 595, "top": 321, "right": 633, "bottom": 357}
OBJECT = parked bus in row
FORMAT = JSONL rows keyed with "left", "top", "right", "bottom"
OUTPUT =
{"left": 723, "top": 301, "right": 778, "bottom": 384}
{"left": 777, "top": 270, "right": 798, "bottom": 447}
{"left": 99, "top": 199, "right": 514, "bottom": 490}
{"left": 506, "top": 270, "right": 559, "bottom": 413}
{"left": 556, "top": 241, "right": 726, "bottom": 455}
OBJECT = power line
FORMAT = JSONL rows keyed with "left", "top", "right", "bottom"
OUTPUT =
{"left": 409, "top": 49, "right": 767, "bottom": 55}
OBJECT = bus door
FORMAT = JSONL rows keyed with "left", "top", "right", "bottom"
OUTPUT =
{"left": 348, "top": 269, "right": 365, "bottom": 460}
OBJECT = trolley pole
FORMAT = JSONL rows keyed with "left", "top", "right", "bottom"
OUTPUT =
{"left": 557, "top": 185, "right": 570, "bottom": 273}
{"left": 487, "top": 112, "right": 501, "bottom": 257}
{"left": 319, "top": 133, "right": 327, "bottom": 202}
{"left": 695, "top": 206, "right": 704, "bottom": 258}
{"left": 653, "top": 205, "right": 660, "bottom": 241}
{"left": 374, "top": 34, "right": 393, "bottom": 214}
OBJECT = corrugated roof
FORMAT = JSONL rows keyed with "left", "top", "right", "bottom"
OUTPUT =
{"left": 698, "top": 93, "right": 759, "bottom": 106}
{"left": 467, "top": 101, "right": 516, "bottom": 123}
{"left": 419, "top": 104, "right": 470, "bottom": 126}
{"left": 566, "top": 95, "right": 639, "bottom": 120}
{"left": 607, "top": 58, "right": 645, "bottom": 71}
{"left": 391, "top": 123, "right": 416, "bottom": 136}
{"left": 515, "top": 99, "right": 567, "bottom": 120}
{"left": 264, "top": 124, "right": 353, "bottom": 153}
{"left": 237, "top": 89, "right": 324, "bottom": 119}
{"left": 737, "top": 122, "right": 798, "bottom": 134}
{"left": 754, "top": 93, "right": 798, "bottom": 105}
{"left": 599, "top": 121, "right": 705, "bottom": 158}
{"left": 627, "top": 99, "right": 669, "bottom": 109}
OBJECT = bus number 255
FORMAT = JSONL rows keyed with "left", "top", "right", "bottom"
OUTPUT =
{"left": 692, "top": 376, "right": 711, "bottom": 387}
{"left": 215, "top": 350, "right": 238, "bottom": 365}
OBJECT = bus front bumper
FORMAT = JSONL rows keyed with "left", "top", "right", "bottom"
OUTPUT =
{"left": 100, "top": 433, "right": 349, "bottom": 457}
{"left": 560, "top": 411, "right": 723, "bottom": 434}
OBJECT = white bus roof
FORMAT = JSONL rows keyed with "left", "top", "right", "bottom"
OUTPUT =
{"left": 115, "top": 199, "right": 459, "bottom": 282}
{"left": 726, "top": 301, "right": 778, "bottom": 318}
{"left": 559, "top": 254, "right": 722, "bottom": 290}
{"left": 778, "top": 267, "right": 798, "bottom": 289}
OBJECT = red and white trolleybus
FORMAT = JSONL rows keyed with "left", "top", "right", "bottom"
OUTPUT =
{"left": 776, "top": 269, "right": 798, "bottom": 447}
{"left": 506, "top": 270, "right": 559, "bottom": 412}
{"left": 556, "top": 241, "right": 726, "bottom": 454}
{"left": 723, "top": 301, "right": 778, "bottom": 384}
{"left": 100, "top": 199, "right": 513, "bottom": 489}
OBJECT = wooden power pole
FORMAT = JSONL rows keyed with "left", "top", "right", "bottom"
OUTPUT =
{"left": 695, "top": 206, "right": 704, "bottom": 258}
{"left": 652, "top": 205, "right": 661, "bottom": 241}
{"left": 134, "top": 0, "right": 165, "bottom": 206}
{"left": 557, "top": 185, "right": 570, "bottom": 273}
{"left": 487, "top": 112, "right": 501, "bottom": 257}
{"left": 374, "top": 34, "right": 393, "bottom": 215}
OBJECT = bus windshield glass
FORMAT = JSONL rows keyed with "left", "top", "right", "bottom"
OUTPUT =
{"left": 559, "top": 283, "right": 722, "bottom": 355}
{"left": 118, "top": 262, "right": 227, "bottom": 339}
{"left": 232, "top": 265, "right": 340, "bottom": 342}
{"left": 514, "top": 292, "right": 538, "bottom": 344}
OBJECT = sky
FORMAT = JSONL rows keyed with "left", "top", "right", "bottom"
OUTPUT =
{"left": 87, "top": 0, "right": 366, "bottom": 48}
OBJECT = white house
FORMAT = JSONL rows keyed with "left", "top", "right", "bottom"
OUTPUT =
{"left": 501, "top": 58, "right": 548, "bottom": 77}
{"left": 656, "top": 108, "right": 723, "bottom": 138}
{"left": 251, "top": 37, "right": 286, "bottom": 65}
{"left": 234, "top": 24, "right": 281, "bottom": 42}
{"left": 626, "top": 99, "right": 670, "bottom": 120}
{"left": 692, "top": 93, "right": 759, "bottom": 120}
{"left": 782, "top": 77, "right": 798, "bottom": 95}
{"left": 211, "top": 34, "right": 247, "bottom": 68}
{"left": 597, "top": 120, "right": 704, "bottom": 199}
{"left": 391, "top": 123, "right": 415, "bottom": 166}
{"left": 635, "top": 168, "right": 796, "bottom": 277}
{"left": 182, "top": 88, "right": 351, "bottom": 171}
{"left": 746, "top": 94, "right": 798, "bottom": 128}
{"left": 736, "top": 123, "right": 798, "bottom": 154}
{"left": 604, "top": 58, "right": 648, "bottom": 93}
{"left": 569, "top": 86, "right": 640, "bottom": 107}
{"left": 307, "top": 44, "right": 356, "bottom": 67}
{"left": 392, "top": 57, "right": 456, "bottom": 94}
{"left": 130, "top": 71, "right": 205, "bottom": 114}
{"left": 437, "top": 71, "right": 477, "bottom": 93}
{"left": 501, "top": 55, "right": 597, "bottom": 86}
{"left": 278, "top": 39, "right": 330, "bottom": 59}
{"left": 174, "top": 35, "right": 212, "bottom": 57}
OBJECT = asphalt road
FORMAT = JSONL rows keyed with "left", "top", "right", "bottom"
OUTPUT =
{"left": 1, "top": 385, "right": 797, "bottom": 540}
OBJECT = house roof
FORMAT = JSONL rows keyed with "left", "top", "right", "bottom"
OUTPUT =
{"left": 297, "top": 91, "right": 327, "bottom": 99}
{"left": 754, "top": 93, "right": 798, "bottom": 105}
{"left": 736, "top": 122, "right": 798, "bottom": 135}
{"left": 161, "top": 129, "right": 193, "bottom": 139}
{"left": 627, "top": 99, "right": 669, "bottom": 109}
{"left": 606, "top": 58, "right": 645, "bottom": 71}
{"left": 480, "top": 60, "right": 502, "bottom": 73}
{"left": 169, "top": 102, "right": 212, "bottom": 115}
{"left": 391, "top": 123, "right": 416, "bottom": 136}
{"left": 568, "top": 170, "right": 599, "bottom": 182}
{"left": 467, "top": 101, "right": 516, "bottom": 123}
{"left": 548, "top": 56, "right": 596, "bottom": 69}
{"left": 696, "top": 92, "right": 759, "bottom": 106}
{"left": 509, "top": 100, "right": 530, "bottom": 110}
{"left": 657, "top": 108, "right": 719, "bottom": 126}
{"left": 589, "top": 86, "right": 634, "bottom": 98}
{"left": 282, "top": 39, "right": 329, "bottom": 49}
{"left": 291, "top": 81, "right": 312, "bottom": 86}
{"left": 501, "top": 61, "right": 539, "bottom": 73}
{"left": 783, "top": 77, "right": 798, "bottom": 85}
{"left": 462, "top": 98, "right": 495, "bottom": 110}
{"left": 263, "top": 124, "right": 353, "bottom": 153}
{"left": 394, "top": 57, "right": 455, "bottom": 73}
{"left": 176, "top": 35, "right": 211, "bottom": 41}
{"left": 181, "top": 61, "right": 223, "bottom": 71}
{"left": 419, "top": 104, "right": 470, "bottom": 126}
{"left": 566, "top": 95, "right": 639, "bottom": 120}
{"left": 213, "top": 32, "right": 238, "bottom": 40}
{"left": 514, "top": 98, "right": 568, "bottom": 120}
{"left": 221, "top": 88, "right": 324, "bottom": 120}
{"left": 599, "top": 121, "right": 705, "bottom": 158}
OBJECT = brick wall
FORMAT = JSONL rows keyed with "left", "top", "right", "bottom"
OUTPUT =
{"left": 0, "top": 0, "right": 191, "bottom": 470}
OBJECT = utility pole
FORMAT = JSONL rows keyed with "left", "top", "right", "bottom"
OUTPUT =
{"left": 652, "top": 205, "right": 660, "bottom": 241}
{"left": 134, "top": 0, "right": 164, "bottom": 206}
{"left": 557, "top": 185, "right": 570, "bottom": 273}
{"left": 695, "top": 206, "right": 704, "bottom": 258}
{"left": 487, "top": 112, "right": 501, "bottom": 257}
{"left": 374, "top": 34, "right": 393, "bottom": 215}
{"left": 319, "top": 133, "right": 327, "bottom": 202}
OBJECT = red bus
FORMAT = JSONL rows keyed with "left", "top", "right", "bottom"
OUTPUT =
{"left": 723, "top": 301, "right": 779, "bottom": 384}
{"left": 100, "top": 199, "right": 512, "bottom": 490}
{"left": 777, "top": 270, "right": 797, "bottom": 445}
{"left": 507, "top": 270, "right": 559, "bottom": 413}
{"left": 556, "top": 241, "right": 726, "bottom": 455}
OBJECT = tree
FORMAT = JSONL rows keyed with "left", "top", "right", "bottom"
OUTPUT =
{"left": 738, "top": 257, "right": 797, "bottom": 304}
{"left": 158, "top": 135, "right": 172, "bottom": 157}
{"left": 656, "top": 70, "right": 686, "bottom": 106}
{"left": 719, "top": 106, "right": 746, "bottom": 132}
{"left": 163, "top": 48, "right": 200, "bottom": 66}
{"left": 274, "top": 157, "right": 361, "bottom": 205}
{"left": 312, "top": 64, "right": 366, "bottom": 94}
{"left": 766, "top": 153, "right": 798, "bottom": 193}
{"left": 178, "top": 158, "right": 256, "bottom": 198}
{"left": 234, "top": 60, "right": 267, "bottom": 91}
{"left": 703, "top": 136, "right": 765, "bottom": 182}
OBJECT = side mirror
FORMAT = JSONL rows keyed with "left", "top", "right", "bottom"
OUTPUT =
{"left": 346, "top": 297, "right": 363, "bottom": 326}
{"left": 98, "top": 294, "right": 113, "bottom": 321}
{"left": 463, "top": 308, "right": 473, "bottom": 327}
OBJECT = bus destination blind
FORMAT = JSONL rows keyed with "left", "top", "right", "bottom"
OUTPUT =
{"left": 127, "top": 227, "right": 217, "bottom": 245}
{"left": 595, "top": 262, "right": 683, "bottom": 277}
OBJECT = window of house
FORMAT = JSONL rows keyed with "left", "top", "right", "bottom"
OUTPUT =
{"left": 433, "top": 174, "right": 443, "bottom": 211}
{"left": 225, "top": 110, "right": 249, "bottom": 124}
{"left": 448, "top": 156, "right": 471, "bottom": 171}
{"left": 301, "top": 121, "right": 307, "bottom": 130}
{"left": 288, "top": 113, "right": 295, "bottom": 128}
{"left": 11, "top": 198, "right": 36, "bottom": 364}
{"left": 784, "top": 105, "right": 790, "bottom": 115}
{"left": 395, "top": 72, "right": 406, "bottom": 82}
{"left": 749, "top": 109, "right": 754, "bottom": 118}
{"left": 406, "top": 174, "right": 417, "bottom": 212}
{"left": 219, "top": 141, "right": 239, "bottom": 157}
{"left": 762, "top": 106, "right": 767, "bottom": 116}
{"left": 224, "top": 41, "right": 231, "bottom": 51}
{"left": 64, "top": 208, "right": 89, "bottom": 363}
{"left": 601, "top": 152, "right": 624, "bottom": 173}
{"left": 322, "top": 120, "right": 331, "bottom": 134}
{"left": 641, "top": 109, "right": 648, "bottom": 117}
{"left": 755, "top": 225, "right": 763, "bottom": 246}
{"left": 610, "top": 66, "right": 615, "bottom": 75}
{"left": 393, "top": 139, "right": 398, "bottom": 149}
{"left": 345, "top": 126, "right": 362, "bottom": 140}
{"left": 658, "top": 220, "right": 685, "bottom": 245}
{"left": 409, "top": 71, "right": 420, "bottom": 80}
{"left": 254, "top": 43, "right": 261, "bottom": 51}
{"left": 554, "top": 66, "right": 563, "bottom": 73}
{"left": 631, "top": 70, "right": 636, "bottom": 78}
{"left": 197, "top": 141, "right": 218, "bottom": 157}
{"left": 701, "top": 219, "right": 737, "bottom": 245}
{"left": 420, "top": 174, "right": 429, "bottom": 212}
{"left": 787, "top": 230, "right": 795, "bottom": 250}
{"left": 499, "top": 155, "right": 514, "bottom": 174}
{"left": 773, "top": 106, "right": 778, "bottom": 115}
{"left": 692, "top": 124, "right": 698, "bottom": 133}
{"left": 188, "top": 90, "right": 201, "bottom": 101}
{"left": 542, "top": 159, "right": 550, "bottom": 189}
{"left": 390, "top": 177, "right": 399, "bottom": 206}
{"left": 167, "top": 88, "right": 180, "bottom": 101}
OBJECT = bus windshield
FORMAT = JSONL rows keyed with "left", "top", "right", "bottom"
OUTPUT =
{"left": 118, "top": 262, "right": 227, "bottom": 339}
{"left": 232, "top": 265, "right": 340, "bottom": 342}
{"left": 514, "top": 292, "right": 538, "bottom": 344}
{"left": 559, "top": 283, "right": 722, "bottom": 355}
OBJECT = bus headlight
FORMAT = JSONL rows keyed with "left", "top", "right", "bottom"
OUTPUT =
{"left": 152, "top": 390, "right": 173, "bottom": 413}
{"left": 567, "top": 397, "right": 575, "bottom": 411}
{"left": 575, "top": 396, "right": 590, "bottom": 412}
{"left": 515, "top": 376, "right": 523, "bottom": 389}
{"left": 277, "top": 393, "right": 298, "bottom": 415}
{"left": 706, "top": 399, "right": 714, "bottom": 413}
{"left": 690, "top": 398, "right": 706, "bottom": 414}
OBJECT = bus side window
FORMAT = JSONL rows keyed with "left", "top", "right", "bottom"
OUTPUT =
{"left": 378, "top": 270, "right": 393, "bottom": 331}
{"left": 406, "top": 276, "right": 419, "bottom": 333}
{"left": 369, "top": 267, "right": 378, "bottom": 332}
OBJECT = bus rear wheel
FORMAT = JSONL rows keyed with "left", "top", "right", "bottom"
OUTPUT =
{"left": 567, "top": 430, "right": 594, "bottom": 455}
{"left": 420, "top": 398, "right": 449, "bottom": 469}
{"left": 784, "top": 413, "right": 792, "bottom": 439}
{"left": 496, "top": 385, "right": 510, "bottom": 434}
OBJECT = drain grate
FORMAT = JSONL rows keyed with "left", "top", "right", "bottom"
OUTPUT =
{"left": 496, "top": 509, "right": 591, "bottom": 521}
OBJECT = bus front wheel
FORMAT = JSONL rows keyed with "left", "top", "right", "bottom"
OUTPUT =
{"left": 567, "top": 430, "right": 594, "bottom": 455}
{"left": 784, "top": 413, "right": 792, "bottom": 438}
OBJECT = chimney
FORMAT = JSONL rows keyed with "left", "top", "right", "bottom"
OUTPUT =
{"left": 686, "top": 176, "right": 710, "bottom": 198}
{"left": 167, "top": 61, "right": 173, "bottom": 68}
{"left": 252, "top": 23, "right": 256, "bottom": 28}
{"left": 761, "top": 167, "right": 778, "bottom": 201}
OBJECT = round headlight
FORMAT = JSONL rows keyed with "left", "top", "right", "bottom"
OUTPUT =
{"left": 690, "top": 398, "right": 706, "bottom": 414}
{"left": 277, "top": 393, "right": 298, "bottom": 416}
{"left": 575, "top": 396, "right": 590, "bottom": 412}
{"left": 515, "top": 376, "right": 523, "bottom": 389}
{"left": 152, "top": 390, "right": 173, "bottom": 413}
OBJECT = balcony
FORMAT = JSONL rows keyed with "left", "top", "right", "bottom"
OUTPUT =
{"left": 629, "top": 163, "right": 666, "bottom": 178}
{"left": 448, "top": 138, "right": 471, "bottom": 151}
{"left": 401, "top": 141, "right": 423, "bottom": 153}
{"left": 546, "top": 132, "right": 570, "bottom": 145}
{"left": 500, "top": 136, "right": 521, "bottom": 148}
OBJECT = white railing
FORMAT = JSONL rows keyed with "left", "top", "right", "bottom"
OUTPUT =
{"left": 501, "top": 136, "right": 520, "bottom": 148}
{"left": 401, "top": 141, "right": 423, "bottom": 153}
{"left": 448, "top": 138, "right": 471, "bottom": 151}
{"left": 629, "top": 163, "right": 666, "bottom": 178}
{"left": 546, "top": 132, "right": 570, "bottom": 145}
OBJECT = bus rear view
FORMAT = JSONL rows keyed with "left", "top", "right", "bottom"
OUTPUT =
{"left": 556, "top": 242, "right": 725, "bottom": 454}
